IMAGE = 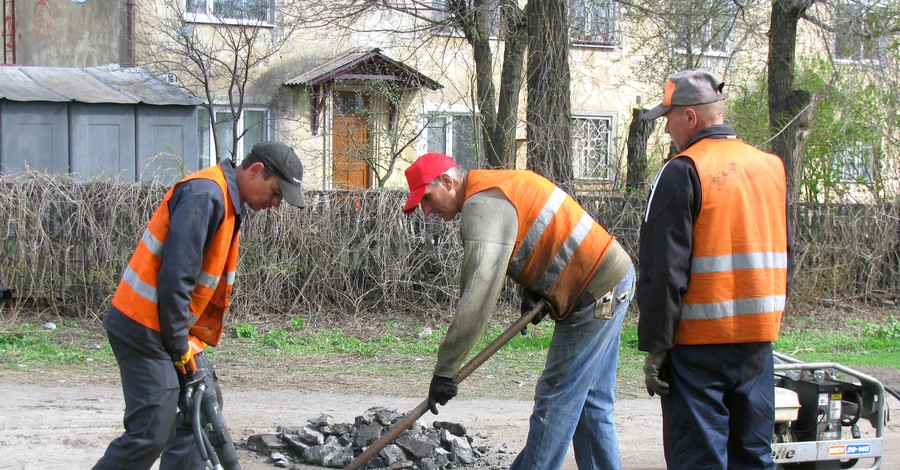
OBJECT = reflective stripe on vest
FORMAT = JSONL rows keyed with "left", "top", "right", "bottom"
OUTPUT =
{"left": 675, "top": 138, "right": 788, "bottom": 345}
{"left": 111, "top": 165, "right": 239, "bottom": 346}
{"left": 465, "top": 170, "right": 615, "bottom": 318}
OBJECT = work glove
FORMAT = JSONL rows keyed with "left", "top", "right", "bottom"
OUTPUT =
{"left": 172, "top": 336, "right": 208, "bottom": 370}
{"left": 643, "top": 351, "right": 670, "bottom": 397}
{"left": 427, "top": 375, "right": 458, "bottom": 415}
{"left": 519, "top": 289, "right": 550, "bottom": 336}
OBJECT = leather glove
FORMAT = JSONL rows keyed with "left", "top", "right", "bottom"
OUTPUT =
{"left": 643, "top": 351, "right": 670, "bottom": 397}
{"left": 427, "top": 375, "right": 458, "bottom": 415}
{"left": 519, "top": 289, "right": 550, "bottom": 336}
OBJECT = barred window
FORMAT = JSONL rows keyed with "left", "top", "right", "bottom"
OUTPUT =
{"left": 186, "top": 0, "right": 271, "bottom": 23}
{"left": 570, "top": 0, "right": 619, "bottom": 46}
{"left": 572, "top": 116, "right": 614, "bottom": 180}
{"left": 834, "top": 1, "right": 882, "bottom": 63}
{"left": 431, "top": 0, "right": 501, "bottom": 37}
{"left": 672, "top": 0, "right": 735, "bottom": 56}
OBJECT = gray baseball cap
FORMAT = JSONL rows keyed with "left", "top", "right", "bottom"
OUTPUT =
{"left": 250, "top": 142, "right": 305, "bottom": 208}
{"left": 643, "top": 69, "right": 726, "bottom": 120}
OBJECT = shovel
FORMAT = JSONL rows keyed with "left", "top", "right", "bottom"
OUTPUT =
{"left": 344, "top": 301, "right": 545, "bottom": 470}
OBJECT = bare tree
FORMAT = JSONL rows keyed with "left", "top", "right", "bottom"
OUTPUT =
{"left": 444, "top": 0, "right": 528, "bottom": 168}
{"left": 133, "top": 0, "right": 303, "bottom": 162}
{"left": 526, "top": 0, "right": 574, "bottom": 190}
{"left": 621, "top": 0, "right": 900, "bottom": 201}
{"left": 289, "top": 0, "right": 527, "bottom": 169}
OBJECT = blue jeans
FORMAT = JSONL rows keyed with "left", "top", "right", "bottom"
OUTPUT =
{"left": 661, "top": 342, "right": 775, "bottom": 470}
{"left": 510, "top": 265, "right": 635, "bottom": 470}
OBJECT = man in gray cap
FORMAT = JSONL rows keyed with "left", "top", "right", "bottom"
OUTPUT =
{"left": 637, "top": 69, "right": 794, "bottom": 469}
{"left": 94, "top": 142, "right": 304, "bottom": 469}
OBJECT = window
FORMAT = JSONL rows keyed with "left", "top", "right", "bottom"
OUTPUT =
{"left": 186, "top": 0, "right": 271, "bottom": 23}
{"left": 834, "top": 1, "right": 882, "bottom": 62}
{"left": 837, "top": 143, "right": 875, "bottom": 183}
{"left": 570, "top": 0, "right": 619, "bottom": 46}
{"left": 198, "top": 108, "right": 269, "bottom": 167}
{"left": 430, "top": 0, "right": 500, "bottom": 37}
{"left": 672, "top": 0, "right": 735, "bottom": 56}
{"left": 424, "top": 113, "right": 483, "bottom": 169}
{"left": 572, "top": 115, "right": 614, "bottom": 180}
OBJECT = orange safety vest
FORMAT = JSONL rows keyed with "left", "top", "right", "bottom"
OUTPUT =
{"left": 675, "top": 138, "right": 788, "bottom": 345}
{"left": 465, "top": 170, "right": 616, "bottom": 318}
{"left": 111, "top": 165, "right": 240, "bottom": 346}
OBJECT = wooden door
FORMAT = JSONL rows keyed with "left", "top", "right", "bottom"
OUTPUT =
{"left": 331, "top": 93, "right": 371, "bottom": 190}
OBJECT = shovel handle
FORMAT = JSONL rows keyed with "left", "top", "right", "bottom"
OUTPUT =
{"left": 343, "top": 302, "right": 544, "bottom": 470}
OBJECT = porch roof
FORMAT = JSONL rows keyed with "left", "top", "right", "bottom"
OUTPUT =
{"left": 0, "top": 65, "right": 202, "bottom": 106}
{"left": 284, "top": 48, "right": 441, "bottom": 90}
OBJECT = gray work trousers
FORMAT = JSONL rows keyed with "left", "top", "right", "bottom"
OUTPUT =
{"left": 93, "top": 331, "right": 204, "bottom": 470}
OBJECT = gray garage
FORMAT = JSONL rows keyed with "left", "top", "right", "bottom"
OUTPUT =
{"left": 0, "top": 65, "right": 202, "bottom": 184}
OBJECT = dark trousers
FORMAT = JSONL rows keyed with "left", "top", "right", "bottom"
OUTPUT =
{"left": 93, "top": 332, "right": 204, "bottom": 470}
{"left": 661, "top": 342, "right": 775, "bottom": 470}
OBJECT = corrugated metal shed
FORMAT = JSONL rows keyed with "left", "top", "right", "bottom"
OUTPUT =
{"left": 0, "top": 65, "right": 202, "bottom": 105}
{"left": 0, "top": 65, "right": 201, "bottom": 183}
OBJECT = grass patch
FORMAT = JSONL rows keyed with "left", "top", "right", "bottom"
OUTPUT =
{"left": 2, "top": 315, "right": 896, "bottom": 381}
{"left": 774, "top": 317, "right": 900, "bottom": 367}
{"left": 0, "top": 322, "right": 112, "bottom": 366}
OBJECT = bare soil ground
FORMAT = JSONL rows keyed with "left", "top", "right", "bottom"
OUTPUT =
{"left": 1, "top": 357, "right": 899, "bottom": 470}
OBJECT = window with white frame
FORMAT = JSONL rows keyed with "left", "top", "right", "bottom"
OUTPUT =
{"left": 834, "top": 0, "right": 882, "bottom": 62}
{"left": 185, "top": 0, "right": 271, "bottom": 23}
{"left": 572, "top": 115, "right": 614, "bottom": 180}
{"left": 672, "top": 0, "right": 735, "bottom": 56}
{"left": 570, "top": 0, "right": 619, "bottom": 46}
{"left": 837, "top": 142, "right": 875, "bottom": 183}
{"left": 198, "top": 108, "right": 269, "bottom": 167}
{"left": 424, "top": 113, "right": 483, "bottom": 169}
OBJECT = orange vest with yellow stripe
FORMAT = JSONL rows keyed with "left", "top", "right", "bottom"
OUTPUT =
{"left": 675, "top": 138, "right": 788, "bottom": 345}
{"left": 465, "top": 170, "right": 616, "bottom": 318}
{"left": 111, "top": 165, "right": 240, "bottom": 346}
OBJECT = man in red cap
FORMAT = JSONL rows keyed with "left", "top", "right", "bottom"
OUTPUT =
{"left": 638, "top": 69, "right": 794, "bottom": 469}
{"left": 403, "top": 153, "right": 635, "bottom": 470}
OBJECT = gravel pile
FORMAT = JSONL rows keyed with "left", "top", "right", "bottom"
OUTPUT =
{"left": 243, "top": 406, "right": 512, "bottom": 469}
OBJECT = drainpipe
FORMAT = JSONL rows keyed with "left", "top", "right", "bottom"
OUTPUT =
{"left": 3, "top": 0, "right": 15, "bottom": 64}
{"left": 125, "top": 0, "right": 134, "bottom": 67}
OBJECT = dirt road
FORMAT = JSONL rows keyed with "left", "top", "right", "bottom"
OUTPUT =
{"left": 0, "top": 379, "right": 668, "bottom": 469}
{"left": 1, "top": 373, "right": 897, "bottom": 470}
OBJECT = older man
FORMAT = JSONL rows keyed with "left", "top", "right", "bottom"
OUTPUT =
{"left": 637, "top": 69, "right": 794, "bottom": 469}
{"left": 403, "top": 153, "right": 635, "bottom": 470}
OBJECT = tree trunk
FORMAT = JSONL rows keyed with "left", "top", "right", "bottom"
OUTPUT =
{"left": 493, "top": 1, "right": 527, "bottom": 169}
{"left": 768, "top": 0, "right": 816, "bottom": 202}
{"left": 526, "top": 0, "right": 573, "bottom": 191}
{"left": 452, "top": 0, "right": 526, "bottom": 169}
{"left": 626, "top": 108, "right": 655, "bottom": 194}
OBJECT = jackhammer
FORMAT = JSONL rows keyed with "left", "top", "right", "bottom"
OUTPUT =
{"left": 177, "top": 336, "right": 242, "bottom": 470}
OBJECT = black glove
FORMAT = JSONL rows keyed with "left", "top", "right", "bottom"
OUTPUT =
{"left": 643, "top": 351, "right": 670, "bottom": 397}
{"left": 427, "top": 375, "right": 458, "bottom": 415}
{"left": 519, "top": 289, "right": 550, "bottom": 335}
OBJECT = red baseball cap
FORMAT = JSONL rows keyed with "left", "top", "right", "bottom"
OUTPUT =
{"left": 402, "top": 153, "right": 458, "bottom": 214}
